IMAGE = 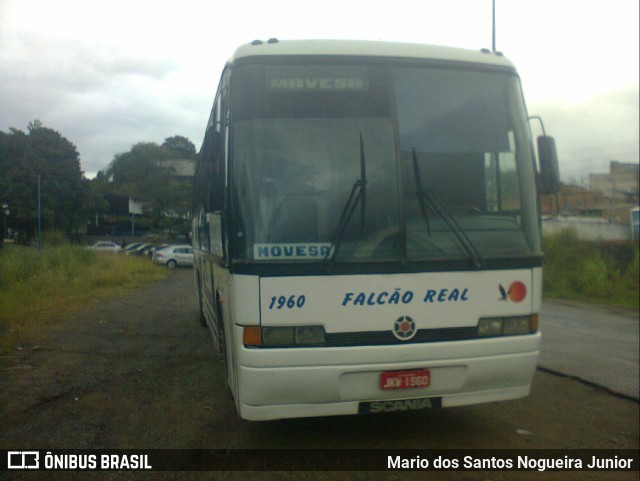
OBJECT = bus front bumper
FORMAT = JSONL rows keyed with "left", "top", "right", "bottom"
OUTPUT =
{"left": 236, "top": 333, "right": 540, "bottom": 420}
{"left": 234, "top": 327, "right": 540, "bottom": 421}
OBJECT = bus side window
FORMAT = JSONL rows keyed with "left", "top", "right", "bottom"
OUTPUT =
{"left": 200, "top": 211, "right": 210, "bottom": 252}
{"left": 484, "top": 153, "right": 521, "bottom": 213}
{"left": 207, "top": 95, "right": 223, "bottom": 212}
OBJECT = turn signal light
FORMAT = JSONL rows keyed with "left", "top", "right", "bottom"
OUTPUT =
{"left": 243, "top": 326, "right": 262, "bottom": 346}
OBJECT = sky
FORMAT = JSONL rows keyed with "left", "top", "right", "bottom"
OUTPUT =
{"left": 0, "top": 0, "right": 638, "bottom": 184}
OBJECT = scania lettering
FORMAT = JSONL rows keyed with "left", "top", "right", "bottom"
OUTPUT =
{"left": 192, "top": 39, "right": 560, "bottom": 421}
{"left": 370, "top": 398, "right": 434, "bottom": 413}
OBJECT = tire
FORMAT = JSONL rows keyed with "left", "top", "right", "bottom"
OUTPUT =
{"left": 167, "top": 259, "right": 177, "bottom": 269}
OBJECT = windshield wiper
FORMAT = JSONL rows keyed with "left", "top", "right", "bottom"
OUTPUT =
{"left": 324, "top": 134, "right": 367, "bottom": 262}
{"left": 411, "top": 147, "right": 483, "bottom": 269}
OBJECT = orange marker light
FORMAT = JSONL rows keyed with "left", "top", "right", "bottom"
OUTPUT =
{"left": 530, "top": 314, "right": 539, "bottom": 333}
{"left": 243, "top": 326, "right": 262, "bottom": 346}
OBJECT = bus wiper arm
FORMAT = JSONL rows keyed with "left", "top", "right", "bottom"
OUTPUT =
{"left": 324, "top": 134, "right": 367, "bottom": 262}
{"left": 411, "top": 148, "right": 483, "bottom": 269}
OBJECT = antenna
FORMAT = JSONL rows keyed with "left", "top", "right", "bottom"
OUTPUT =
{"left": 492, "top": 0, "right": 496, "bottom": 52}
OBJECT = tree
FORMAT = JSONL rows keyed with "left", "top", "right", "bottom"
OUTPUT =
{"left": 102, "top": 138, "right": 193, "bottom": 236}
{"left": 106, "top": 142, "right": 171, "bottom": 191}
{"left": 0, "top": 121, "right": 86, "bottom": 242}
{"left": 162, "top": 136, "right": 196, "bottom": 158}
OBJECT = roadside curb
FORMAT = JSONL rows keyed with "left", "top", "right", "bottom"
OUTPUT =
{"left": 543, "top": 298, "right": 639, "bottom": 320}
{"left": 538, "top": 366, "right": 640, "bottom": 403}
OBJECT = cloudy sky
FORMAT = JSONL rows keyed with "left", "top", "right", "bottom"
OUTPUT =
{"left": 1, "top": 0, "right": 638, "bottom": 183}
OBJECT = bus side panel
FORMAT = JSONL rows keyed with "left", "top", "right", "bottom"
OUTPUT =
{"left": 215, "top": 266, "right": 238, "bottom": 408}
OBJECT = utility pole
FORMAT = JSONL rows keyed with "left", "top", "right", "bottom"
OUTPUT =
{"left": 37, "top": 174, "right": 42, "bottom": 250}
{"left": 492, "top": 0, "right": 497, "bottom": 52}
{"left": 0, "top": 202, "right": 7, "bottom": 248}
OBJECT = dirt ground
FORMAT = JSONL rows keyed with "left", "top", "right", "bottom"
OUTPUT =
{"left": 1, "top": 269, "right": 638, "bottom": 481}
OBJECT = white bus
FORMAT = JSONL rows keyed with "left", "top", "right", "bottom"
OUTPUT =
{"left": 192, "top": 39, "right": 559, "bottom": 421}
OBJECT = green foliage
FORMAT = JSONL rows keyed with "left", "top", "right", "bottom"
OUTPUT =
{"left": 0, "top": 244, "right": 167, "bottom": 352}
{"left": 575, "top": 257, "right": 614, "bottom": 297}
{"left": 1, "top": 123, "right": 194, "bottom": 241}
{"left": 42, "top": 230, "right": 68, "bottom": 246}
{"left": 543, "top": 229, "right": 639, "bottom": 308}
{"left": 163, "top": 135, "right": 196, "bottom": 158}
{"left": 103, "top": 138, "right": 194, "bottom": 236}
{"left": 621, "top": 249, "right": 639, "bottom": 293}
{"left": 0, "top": 121, "right": 86, "bottom": 242}
{"left": 106, "top": 142, "right": 170, "bottom": 188}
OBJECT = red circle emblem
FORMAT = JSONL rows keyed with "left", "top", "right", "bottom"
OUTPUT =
{"left": 508, "top": 281, "right": 527, "bottom": 303}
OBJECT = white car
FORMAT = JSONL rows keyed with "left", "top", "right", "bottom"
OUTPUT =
{"left": 88, "top": 240, "right": 122, "bottom": 253}
{"left": 152, "top": 245, "right": 193, "bottom": 268}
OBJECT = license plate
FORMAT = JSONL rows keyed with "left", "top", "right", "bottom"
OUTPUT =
{"left": 380, "top": 369, "right": 431, "bottom": 390}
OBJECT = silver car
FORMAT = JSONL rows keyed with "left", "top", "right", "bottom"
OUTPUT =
{"left": 88, "top": 240, "right": 122, "bottom": 253}
{"left": 152, "top": 245, "right": 193, "bottom": 268}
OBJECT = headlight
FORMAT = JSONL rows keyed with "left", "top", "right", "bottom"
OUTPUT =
{"left": 244, "top": 325, "right": 326, "bottom": 347}
{"left": 294, "top": 326, "right": 326, "bottom": 345}
{"left": 262, "top": 327, "right": 294, "bottom": 346}
{"left": 477, "top": 314, "right": 538, "bottom": 337}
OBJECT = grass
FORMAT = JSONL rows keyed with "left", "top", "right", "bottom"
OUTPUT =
{"left": 0, "top": 243, "right": 168, "bottom": 353}
{"left": 543, "top": 229, "right": 639, "bottom": 309}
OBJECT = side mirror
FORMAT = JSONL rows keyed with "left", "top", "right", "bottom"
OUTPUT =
{"left": 538, "top": 136, "right": 560, "bottom": 194}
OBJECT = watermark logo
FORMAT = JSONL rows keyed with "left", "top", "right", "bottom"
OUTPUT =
{"left": 8, "top": 451, "right": 39, "bottom": 469}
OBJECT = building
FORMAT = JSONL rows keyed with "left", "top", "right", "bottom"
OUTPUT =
{"left": 540, "top": 183, "right": 607, "bottom": 216}
{"left": 158, "top": 159, "right": 195, "bottom": 179}
{"left": 542, "top": 161, "right": 639, "bottom": 223}
{"left": 589, "top": 161, "right": 639, "bottom": 203}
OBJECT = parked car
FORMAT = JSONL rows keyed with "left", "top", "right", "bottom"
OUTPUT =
{"left": 152, "top": 245, "right": 193, "bottom": 268}
{"left": 126, "top": 243, "right": 153, "bottom": 256}
{"left": 139, "top": 244, "right": 157, "bottom": 257}
{"left": 120, "top": 243, "right": 142, "bottom": 254}
{"left": 87, "top": 241, "right": 122, "bottom": 253}
{"left": 146, "top": 244, "right": 169, "bottom": 259}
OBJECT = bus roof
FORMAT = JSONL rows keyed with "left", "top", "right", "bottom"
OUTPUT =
{"left": 231, "top": 39, "right": 516, "bottom": 69}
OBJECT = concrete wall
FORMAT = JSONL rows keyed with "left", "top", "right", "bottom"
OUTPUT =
{"left": 542, "top": 216, "right": 630, "bottom": 242}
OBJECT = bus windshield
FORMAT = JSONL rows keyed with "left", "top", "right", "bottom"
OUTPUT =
{"left": 231, "top": 61, "right": 540, "bottom": 264}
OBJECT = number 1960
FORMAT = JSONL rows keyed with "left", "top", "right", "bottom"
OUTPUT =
{"left": 268, "top": 295, "right": 306, "bottom": 310}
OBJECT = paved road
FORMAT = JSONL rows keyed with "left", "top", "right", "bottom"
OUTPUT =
{"left": 539, "top": 300, "right": 639, "bottom": 399}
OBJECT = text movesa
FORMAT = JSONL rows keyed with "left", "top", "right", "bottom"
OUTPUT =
{"left": 268, "top": 77, "right": 368, "bottom": 91}
{"left": 254, "top": 243, "right": 331, "bottom": 260}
